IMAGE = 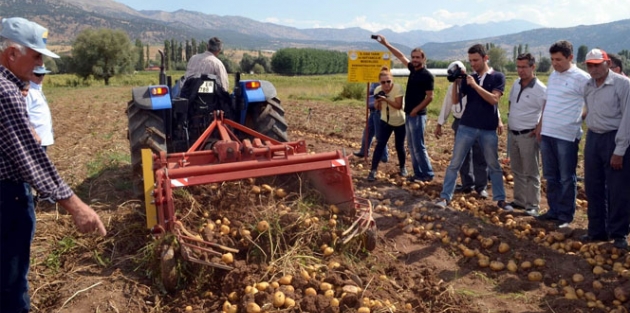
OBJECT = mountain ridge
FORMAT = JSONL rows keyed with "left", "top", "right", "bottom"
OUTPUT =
{"left": 1, "top": 0, "right": 628, "bottom": 60}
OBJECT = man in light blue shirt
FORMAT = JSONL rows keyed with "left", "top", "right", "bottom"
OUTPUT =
{"left": 582, "top": 48, "right": 630, "bottom": 249}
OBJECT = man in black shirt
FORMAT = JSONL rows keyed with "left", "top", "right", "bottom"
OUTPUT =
{"left": 374, "top": 35, "right": 435, "bottom": 182}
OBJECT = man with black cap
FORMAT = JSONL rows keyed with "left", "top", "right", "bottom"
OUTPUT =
{"left": 0, "top": 17, "right": 106, "bottom": 312}
{"left": 27, "top": 65, "right": 54, "bottom": 152}
{"left": 582, "top": 48, "right": 630, "bottom": 249}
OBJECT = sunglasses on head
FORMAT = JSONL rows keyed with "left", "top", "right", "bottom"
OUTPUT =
{"left": 380, "top": 80, "right": 392, "bottom": 84}
{"left": 34, "top": 73, "right": 46, "bottom": 77}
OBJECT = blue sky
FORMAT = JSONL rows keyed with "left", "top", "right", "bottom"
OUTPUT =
{"left": 118, "top": 0, "right": 630, "bottom": 32}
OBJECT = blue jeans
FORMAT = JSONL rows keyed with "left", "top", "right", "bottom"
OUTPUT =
{"left": 584, "top": 130, "right": 630, "bottom": 239}
{"left": 540, "top": 135, "right": 579, "bottom": 223}
{"left": 358, "top": 110, "right": 388, "bottom": 161}
{"left": 1, "top": 181, "right": 35, "bottom": 313}
{"left": 371, "top": 120, "right": 406, "bottom": 171}
{"left": 452, "top": 118, "right": 487, "bottom": 191}
{"left": 440, "top": 125, "right": 505, "bottom": 201}
{"left": 406, "top": 114, "right": 434, "bottom": 180}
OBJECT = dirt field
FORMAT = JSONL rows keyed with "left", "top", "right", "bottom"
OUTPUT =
{"left": 28, "top": 84, "right": 628, "bottom": 313}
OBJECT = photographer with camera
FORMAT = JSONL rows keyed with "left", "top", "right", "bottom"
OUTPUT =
{"left": 373, "top": 34, "right": 434, "bottom": 182}
{"left": 436, "top": 61, "right": 489, "bottom": 198}
{"left": 435, "top": 44, "right": 511, "bottom": 211}
{"left": 366, "top": 67, "right": 406, "bottom": 181}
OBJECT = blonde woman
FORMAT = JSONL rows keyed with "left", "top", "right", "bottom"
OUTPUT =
{"left": 367, "top": 67, "right": 406, "bottom": 181}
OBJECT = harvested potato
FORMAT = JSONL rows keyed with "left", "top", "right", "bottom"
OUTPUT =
{"left": 528, "top": 271, "right": 543, "bottom": 282}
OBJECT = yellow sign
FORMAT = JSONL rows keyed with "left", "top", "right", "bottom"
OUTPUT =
{"left": 347, "top": 51, "right": 392, "bottom": 83}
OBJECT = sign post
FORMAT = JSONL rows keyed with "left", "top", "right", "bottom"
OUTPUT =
{"left": 347, "top": 51, "right": 391, "bottom": 161}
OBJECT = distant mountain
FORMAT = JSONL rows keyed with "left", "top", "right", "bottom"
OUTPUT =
{"left": 421, "top": 19, "right": 630, "bottom": 61}
{"left": 1, "top": 0, "right": 627, "bottom": 61}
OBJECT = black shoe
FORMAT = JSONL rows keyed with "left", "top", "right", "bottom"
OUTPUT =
{"left": 614, "top": 238, "right": 628, "bottom": 249}
{"left": 353, "top": 151, "right": 365, "bottom": 157}
{"left": 455, "top": 185, "right": 473, "bottom": 193}
{"left": 508, "top": 202, "right": 526, "bottom": 210}
{"left": 535, "top": 213, "right": 560, "bottom": 221}
{"left": 579, "top": 234, "right": 609, "bottom": 243}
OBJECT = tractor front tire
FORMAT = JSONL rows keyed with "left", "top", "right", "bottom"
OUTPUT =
{"left": 127, "top": 104, "right": 167, "bottom": 197}
{"left": 251, "top": 97, "right": 289, "bottom": 142}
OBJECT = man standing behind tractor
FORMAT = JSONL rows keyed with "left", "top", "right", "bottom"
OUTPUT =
{"left": 185, "top": 36, "right": 229, "bottom": 91}
{"left": 582, "top": 48, "right": 630, "bottom": 248}
{"left": 506, "top": 53, "right": 546, "bottom": 216}
{"left": 373, "top": 35, "right": 435, "bottom": 182}
{"left": 0, "top": 17, "right": 106, "bottom": 312}
{"left": 534, "top": 40, "right": 590, "bottom": 229}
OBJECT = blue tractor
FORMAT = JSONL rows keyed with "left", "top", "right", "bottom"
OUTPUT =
{"left": 127, "top": 51, "right": 289, "bottom": 194}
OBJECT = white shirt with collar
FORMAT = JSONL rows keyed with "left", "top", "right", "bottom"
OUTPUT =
{"left": 26, "top": 81, "right": 54, "bottom": 146}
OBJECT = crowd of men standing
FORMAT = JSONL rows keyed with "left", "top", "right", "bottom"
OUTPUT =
{"left": 359, "top": 37, "right": 630, "bottom": 249}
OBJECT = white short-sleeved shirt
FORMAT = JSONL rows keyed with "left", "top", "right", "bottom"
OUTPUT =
{"left": 26, "top": 81, "right": 54, "bottom": 146}
{"left": 508, "top": 77, "right": 546, "bottom": 131}
{"left": 541, "top": 65, "right": 590, "bottom": 141}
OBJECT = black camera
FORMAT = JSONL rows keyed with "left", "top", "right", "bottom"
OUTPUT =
{"left": 447, "top": 64, "right": 466, "bottom": 82}
{"left": 375, "top": 90, "right": 386, "bottom": 98}
{"left": 371, "top": 35, "right": 378, "bottom": 40}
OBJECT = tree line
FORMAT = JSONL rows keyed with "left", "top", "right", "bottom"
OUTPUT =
{"left": 42, "top": 28, "right": 630, "bottom": 85}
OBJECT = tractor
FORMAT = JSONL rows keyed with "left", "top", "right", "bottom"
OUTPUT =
{"left": 126, "top": 51, "right": 374, "bottom": 282}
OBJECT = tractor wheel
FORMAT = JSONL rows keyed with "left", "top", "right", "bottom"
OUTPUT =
{"left": 250, "top": 97, "right": 289, "bottom": 142}
{"left": 127, "top": 104, "right": 167, "bottom": 197}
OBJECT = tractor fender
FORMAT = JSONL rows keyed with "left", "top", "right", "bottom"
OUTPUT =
{"left": 132, "top": 86, "right": 172, "bottom": 110}
{"left": 242, "top": 80, "right": 277, "bottom": 103}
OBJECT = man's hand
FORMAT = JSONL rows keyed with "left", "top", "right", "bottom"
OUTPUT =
{"left": 435, "top": 124, "right": 443, "bottom": 139}
{"left": 375, "top": 35, "right": 388, "bottom": 46}
{"left": 59, "top": 195, "right": 107, "bottom": 236}
{"left": 611, "top": 154, "right": 623, "bottom": 170}
{"left": 466, "top": 75, "right": 477, "bottom": 88}
{"left": 497, "top": 122, "right": 504, "bottom": 136}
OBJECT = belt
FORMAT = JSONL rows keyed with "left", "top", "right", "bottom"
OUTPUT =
{"left": 511, "top": 128, "right": 534, "bottom": 135}
{"left": 369, "top": 108, "right": 376, "bottom": 112}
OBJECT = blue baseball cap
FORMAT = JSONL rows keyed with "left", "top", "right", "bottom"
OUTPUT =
{"left": 33, "top": 65, "right": 51, "bottom": 74}
{"left": 0, "top": 17, "right": 59, "bottom": 58}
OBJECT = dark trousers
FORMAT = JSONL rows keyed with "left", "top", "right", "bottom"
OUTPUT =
{"left": 371, "top": 120, "right": 406, "bottom": 171}
{"left": 584, "top": 130, "right": 630, "bottom": 239}
{"left": 0, "top": 180, "right": 35, "bottom": 313}
{"left": 452, "top": 118, "right": 487, "bottom": 192}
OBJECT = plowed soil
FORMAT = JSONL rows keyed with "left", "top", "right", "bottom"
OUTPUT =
{"left": 29, "top": 86, "right": 629, "bottom": 313}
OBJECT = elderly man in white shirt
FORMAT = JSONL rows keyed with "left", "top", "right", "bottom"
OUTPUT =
{"left": 26, "top": 65, "right": 54, "bottom": 152}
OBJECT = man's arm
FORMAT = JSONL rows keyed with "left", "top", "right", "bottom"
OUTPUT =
{"left": 466, "top": 75, "right": 501, "bottom": 105}
{"left": 411, "top": 90, "right": 434, "bottom": 116}
{"left": 374, "top": 35, "right": 409, "bottom": 67}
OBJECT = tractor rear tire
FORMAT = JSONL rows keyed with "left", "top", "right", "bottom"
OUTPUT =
{"left": 251, "top": 97, "right": 289, "bottom": 142}
{"left": 127, "top": 104, "right": 167, "bottom": 197}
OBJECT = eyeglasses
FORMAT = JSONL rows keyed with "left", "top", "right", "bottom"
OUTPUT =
{"left": 34, "top": 73, "right": 46, "bottom": 77}
{"left": 380, "top": 80, "right": 392, "bottom": 84}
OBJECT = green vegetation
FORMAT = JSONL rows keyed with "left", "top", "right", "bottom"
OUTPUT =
{"left": 271, "top": 48, "right": 348, "bottom": 75}
{"left": 72, "top": 28, "right": 135, "bottom": 85}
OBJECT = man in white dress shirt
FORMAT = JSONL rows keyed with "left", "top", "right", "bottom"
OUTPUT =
{"left": 26, "top": 65, "right": 53, "bottom": 152}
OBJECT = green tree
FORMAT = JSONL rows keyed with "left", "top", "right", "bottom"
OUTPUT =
{"left": 218, "top": 53, "right": 238, "bottom": 73}
{"left": 163, "top": 40, "right": 170, "bottom": 70}
{"left": 518, "top": 44, "right": 523, "bottom": 55}
{"left": 71, "top": 28, "right": 134, "bottom": 85}
{"left": 191, "top": 38, "right": 197, "bottom": 58}
{"left": 537, "top": 56, "right": 551, "bottom": 73}
{"left": 134, "top": 39, "right": 144, "bottom": 71}
{"left": 487, "top": 47, "right": 507, "bottom": 73}
{"left": 240, "top": 53, "right": 255, "bottom": 73}
{"left": 513, "top": 46, "right": 517, "bottom": 62}
{"left": 577, "top": 45, "right": 588, "bottom": 63}
{"left": 252, "top": 63, "right": 265, "bottom": 74}
{"left": 145, "top": 44, "right": 150, "bottom": 66}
